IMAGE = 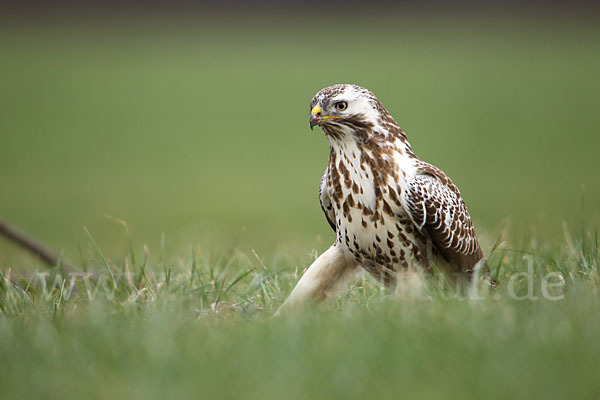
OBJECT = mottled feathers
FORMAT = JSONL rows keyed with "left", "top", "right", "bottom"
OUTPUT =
{"left": 310, "top": 84, "right": 486, "bottom": 287}
{"left": 403, "top": 163, "right": 484, "bottom": 272}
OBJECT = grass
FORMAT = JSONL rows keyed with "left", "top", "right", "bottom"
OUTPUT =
{"left": 1, "top": 225, "right": 599, "bottom": 399}
{"left": 1, "top": 15, "right": 600, "bottom": 399}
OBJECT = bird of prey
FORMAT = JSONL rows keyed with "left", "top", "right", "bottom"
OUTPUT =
{"left": 278, "top": 84, "right": 489, "bottom": 311}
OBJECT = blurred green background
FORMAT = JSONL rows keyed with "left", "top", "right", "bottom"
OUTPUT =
{"left": 1, "top": 16, "right": 599, "bottom": 266}
{"left": 1, "top": 11, "right": 600, "bottom": 400}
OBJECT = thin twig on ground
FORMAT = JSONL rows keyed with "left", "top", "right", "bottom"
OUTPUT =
{"left": 0, "top": 218, "right": 73, "bottom": 269}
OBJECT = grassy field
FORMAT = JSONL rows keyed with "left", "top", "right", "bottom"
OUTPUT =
{"left": 1, "top": 15, "right": 600, "bottom": 399}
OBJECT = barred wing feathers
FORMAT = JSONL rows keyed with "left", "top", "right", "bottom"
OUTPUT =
{"left": 403, "top": 164, "right": 484, "bottom": 272}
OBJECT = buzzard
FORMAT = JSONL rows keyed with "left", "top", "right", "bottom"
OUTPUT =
{"left": 278, "top": 84, "right": 489, "bottom": 312}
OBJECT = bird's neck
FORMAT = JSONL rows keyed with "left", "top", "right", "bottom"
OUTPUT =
{"left": 325, "top": 116, "right": 416, "bottom": 163}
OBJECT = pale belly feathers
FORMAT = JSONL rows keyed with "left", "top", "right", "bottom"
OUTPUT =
{"left": 326, "top": 140, "right": 430, "bottom": 283}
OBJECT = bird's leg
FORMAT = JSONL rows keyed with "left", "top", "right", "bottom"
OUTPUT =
{"left": 394, "top": 263, "right": 427, "bottom": 299}
{"left": 275, "top": 244, "right": 358, "bottom": 315}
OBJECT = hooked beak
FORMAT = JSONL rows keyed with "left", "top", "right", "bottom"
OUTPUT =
{"left": 310, "top": 105, "right": 321, "bottom": 130}
{"left": 309, "top": 115, "right": 319, "bottom": 130}
{"left": 309, "top": 105, "right": 339, "bottom": 130}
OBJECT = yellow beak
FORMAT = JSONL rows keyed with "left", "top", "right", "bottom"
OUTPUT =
{"left": 309, "top": 105, "right": 340, "bottom": 130}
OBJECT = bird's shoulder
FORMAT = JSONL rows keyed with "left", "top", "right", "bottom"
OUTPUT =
{"left": 412, "top": 161, "right": 461, "bottom": 196}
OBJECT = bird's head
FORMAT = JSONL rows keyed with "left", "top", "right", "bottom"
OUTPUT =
{"left": 309, "top": 84, "right": 384, "bottom": 138}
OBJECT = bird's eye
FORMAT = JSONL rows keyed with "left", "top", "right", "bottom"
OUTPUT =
{"left": 335, "top": 101, "right": 348, "bottom": 111}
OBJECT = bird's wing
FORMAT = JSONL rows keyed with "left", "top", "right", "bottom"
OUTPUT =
{"left": 319, "top": 170, "right": 336, "bottom": 232}
{"left": 402, "top": 164, "right": 483, "bottom": 272}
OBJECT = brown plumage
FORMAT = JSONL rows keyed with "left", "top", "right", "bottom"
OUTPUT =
{"left": 277, "top": 84, "right": 490, "bottom": 314}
